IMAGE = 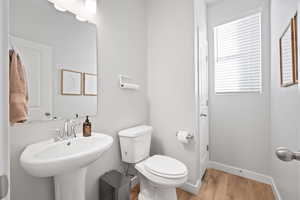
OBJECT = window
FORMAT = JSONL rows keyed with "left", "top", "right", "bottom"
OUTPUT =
{"left": 214, "top": 13, "right": 262, "bottom": 94}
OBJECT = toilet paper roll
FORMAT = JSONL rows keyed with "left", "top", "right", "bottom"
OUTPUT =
{"left": 177, "top": 130, "right": 190, "bottom": 144}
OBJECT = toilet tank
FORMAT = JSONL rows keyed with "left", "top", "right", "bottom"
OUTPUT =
{"left": 118, "top": 125, "right": 152, "bottom": 163}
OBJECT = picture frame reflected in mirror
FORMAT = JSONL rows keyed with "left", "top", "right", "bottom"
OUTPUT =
{"left": 61, "top": 69, "right": 83, "bottom": 96}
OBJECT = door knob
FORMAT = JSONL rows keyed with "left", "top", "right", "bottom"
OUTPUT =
{"left": 275, "top": 147, "right": 300, "bottom": 162}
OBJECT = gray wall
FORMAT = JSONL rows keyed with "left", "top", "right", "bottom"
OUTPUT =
{"left": 207, "top": 0, "right": 271, "bottom": 174}
{"left": 270, "top": 0, "right": 300, "bottom": 199}
{"left": 147, "top": 0, "right": 201, "bottom": 185}
{"left": 10, "top": 0, "right": 148, "bottom": 200}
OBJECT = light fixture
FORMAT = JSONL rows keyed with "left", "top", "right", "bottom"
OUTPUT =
{"left": 76, "top": 15, "right": 87, "bottom": 22}
{"left": 54, "top": 3, "right": 67, "bottom": 12}
{"left": 48, "top": 0, "right": 67, "bottom": 12}
{"left": 48, "top": 0, "right": 95, "bottom": 22}
{"left": 85, "top": 0, "right": 96, "bottom": 14}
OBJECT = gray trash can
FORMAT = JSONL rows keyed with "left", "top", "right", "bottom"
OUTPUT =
{"left": 99, "top": 170, "right": 131, "bottom": 200}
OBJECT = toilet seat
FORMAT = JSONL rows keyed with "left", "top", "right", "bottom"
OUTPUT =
{"left": 144, "top": 155, "right": 187, "bottom": 179}
{"left": 135, "top": 155, "right": 188, "bottom": 187}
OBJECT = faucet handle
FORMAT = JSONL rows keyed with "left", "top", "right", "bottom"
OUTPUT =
{"left": 53, "top": 128, "right": 64, "bottom": 142}
{"left": 71, "top": 115, "right": 81, "bottom": 136}
{"left": 71, "top": 126, "right": 77, "bottom": 138}
{"left": 72, "top": 122, "right": 81, "bottom": 138}
{"left": 53, "top": 128, "right": 61, "bottom": 135}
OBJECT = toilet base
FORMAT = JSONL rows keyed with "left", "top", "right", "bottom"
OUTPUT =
{"left": 138, "top": 174, "right": 177, "bottom": 200}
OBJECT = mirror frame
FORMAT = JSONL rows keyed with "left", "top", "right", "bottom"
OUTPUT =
{"left": 279, "top": 13, "right": 298, "bottom": 87}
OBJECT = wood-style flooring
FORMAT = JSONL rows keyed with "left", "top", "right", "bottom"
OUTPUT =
{"left": 131, "top": 169, "right": 275, "bottom": 200}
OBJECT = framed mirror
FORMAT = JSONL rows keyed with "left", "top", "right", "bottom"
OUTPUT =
{"left": 9, "top": 0, "right": 98, "bottom": 123}
{"left": 279, "top": 14, "right": 298, "bottom": 87}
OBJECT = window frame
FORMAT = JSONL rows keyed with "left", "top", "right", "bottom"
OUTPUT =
{"left": 213, "top": 12, "right": 263, "bottom": 95}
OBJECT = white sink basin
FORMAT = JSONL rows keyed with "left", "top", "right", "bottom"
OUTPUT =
{"left": 20, "top": 133, "right": 113, "bottom": 200}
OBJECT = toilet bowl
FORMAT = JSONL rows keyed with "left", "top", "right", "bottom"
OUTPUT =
{"left": 118, "top": 125, "right": 188, "bottom": 200}
{"left": 135, "top": 155, "right": 188, "bottom": 200}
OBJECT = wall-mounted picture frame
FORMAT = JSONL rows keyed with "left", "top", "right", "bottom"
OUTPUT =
{"left": 83, "top": 73, "right": 97, "bottom": 96}
{"left": 292, "top": 14, "right": 298, "bottom": 83}
{"left": 279, "top": 13, "right": 298, "bottom": 87}
{"left": 61, "top": 69, "right": 82, "bottom": 96}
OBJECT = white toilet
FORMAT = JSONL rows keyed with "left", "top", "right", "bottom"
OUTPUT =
{"left": 118, "top": 125, "right": 188, "bottom": 200}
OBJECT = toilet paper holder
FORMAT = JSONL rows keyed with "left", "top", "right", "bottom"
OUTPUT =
{"left": 176, "top": 131, "right": 194, "bottom": 140}
{"left": 119, "top": 75, "right": 140, "bottom": 90}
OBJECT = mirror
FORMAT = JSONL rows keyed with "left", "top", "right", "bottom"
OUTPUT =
{"left": 279, "top": 14, "right": 298, "bottom": 87}
{"left": 9, "top": 0, "right": 98, "bottom": 122}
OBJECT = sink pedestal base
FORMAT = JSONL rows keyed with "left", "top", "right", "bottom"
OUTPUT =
{"left": 54, "top": 167, "right": 87, "bottom": 200}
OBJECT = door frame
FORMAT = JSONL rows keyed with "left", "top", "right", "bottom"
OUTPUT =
{"left": 194, "top": 25, "right": 201, "bottom": 185}
{"left": 9, "top": 36, "right": 53, "bottom": 121}
{"left": 194, "top": 25, "right": 210, "bottom": 185}
{"left": 0, "top": 0, "right": 10, "bottom": 199}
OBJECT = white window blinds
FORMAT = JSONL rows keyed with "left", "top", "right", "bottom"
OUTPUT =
{"left": 214, "top": 13, "right": 262, "bottom": 93}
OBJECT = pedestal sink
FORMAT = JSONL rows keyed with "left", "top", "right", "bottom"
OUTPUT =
{"left": 20, "top": 133, "right": 113, "bottom": 200}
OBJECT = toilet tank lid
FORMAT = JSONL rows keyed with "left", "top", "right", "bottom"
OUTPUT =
{"left": 118, "top": 125, "right": 153, "bottom": 138}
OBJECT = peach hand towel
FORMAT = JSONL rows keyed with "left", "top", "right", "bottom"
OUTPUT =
{"left": 9, "top": 49, "right": 29, "bottom": 124}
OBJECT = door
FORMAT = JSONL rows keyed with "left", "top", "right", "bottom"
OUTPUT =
{"left": 198, "top": 40, "right": 209, "bottom": 179}
{"left": 10, "top": 36, "right": 53, "bottom": 121}
{"left": 0, "top": 0, "right": 10, "bottom": 199}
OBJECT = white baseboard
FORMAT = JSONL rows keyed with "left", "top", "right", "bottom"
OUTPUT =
{"left": 208, "top": 161, "right": 272, "bottom": 184}
{"left": 271, "top": 178, "right": 282, "bottom": 200}
{"left": 180, "top": 178, "right": 201, "bottom": 195}
{"left": 208, "top": 161, "right": 282, "bottom": 200}
{"left": 180, "top": 161, "right": 282, "bottom": 199}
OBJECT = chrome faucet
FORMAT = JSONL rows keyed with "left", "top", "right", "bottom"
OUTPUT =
{"left": 64, "top": 119, "right": 72, "bottom": 138}
{"left": 54, "top": 117, "right": 80, "bottom": 142}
